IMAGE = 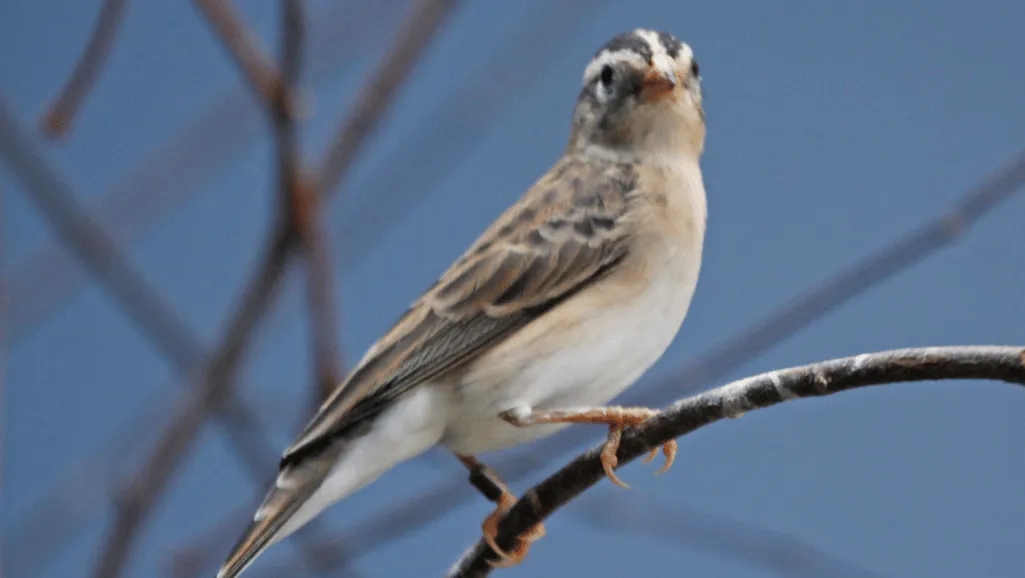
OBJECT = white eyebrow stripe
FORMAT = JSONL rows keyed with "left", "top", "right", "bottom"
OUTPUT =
{"left": 634, "top": 29, "right": 666, "bottom": 58}
{"left": 677, "top": 42, "right": 695, "bottom": 65}
{"left": 582, "top": 49, "right": 649, "bottom": 85}
{"left": 634, "top": 28, "right": 696, "bottom": 70}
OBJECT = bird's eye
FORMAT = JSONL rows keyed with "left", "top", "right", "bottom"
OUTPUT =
{"left": 690, "top": 59, "right": 700, "bottom": 78}
{"left": 599, "top": 65, "right": 614, "bottom": 87}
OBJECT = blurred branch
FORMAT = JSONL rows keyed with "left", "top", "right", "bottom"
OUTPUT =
{"left": 250, "top": 148, "right": 1025, "bottom": 577}
{"left": 635, "top": 150, "right": 1025, "bottom": 396}
{"left": 446, "top": 346, "right": 1025, "bottom": 576}
{"left": 336, "top": 0, "right": 613, "bottom": 268}
{"left": 39, "top": 0, "right": 130, "bottom": 137}
{"left": 4, "top": 384, "right": 314, "bottom": 578}
{"left": 9, "top": 0, "right": 408, "bottom": 344}
{"left": 90, "top": 3, "right": 458, "bottom": 577}
{"left": 274, "top": 0, "right": 344, "bottom": 402}
{"left": 0, "top": 99, "right": 302, "bottom": 578}
{"left": 0, "top": 96, "right": 198, "bottom": 368}
{"left": 317, "top": 0, "right": 457, "bottom": 191}
{"left": 91, "top": 232, "right": 290, "bottom": 578}
{"left": 3, "top": 101, "right": 348, "bottom": 578}
{"left": 6, "top": 398, "right": 167, "bottom": 578}
{"left": 0, "top": 97, "right": 282, "bottom": 471}
{"left": 192, "top": 0, "right": 300, "bottom": 117}
{"left": 573, "top": 491, "right": 890, "bottom": 578}
{"left": 166, "top": 505, "right": 252, "bottom": 578}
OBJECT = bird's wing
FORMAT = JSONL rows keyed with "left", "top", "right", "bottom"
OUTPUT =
{"left": 217, "top": 159, "right": 640, "bottom": 578}
{"left": 282, "top": 158, "right": 639, "bottom": 464}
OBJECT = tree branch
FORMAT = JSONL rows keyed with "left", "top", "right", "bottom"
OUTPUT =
{"left": 87, "top": 3, "right": 458, "bottom": 576}
{"left": 273, "top": 0, "right": 345, "bottom": 403}
{"left": 40, "top": 0, "right": 130, "bottom": 137}
{"left": 316, "top": 0, "right": 457, "bottom": 193}
{"left": 9, "top": 0, "right": 406, "bottom": 344}
{"left": 192, "top": 0, "right": 299, "bottom": 117}
{"left": 232, "top": 146, "right": 1025, "bottom": 577}
{"left": 446, "top": 346, "right": 1025, "bottom": 577}
{"left": 573, "top": 490, "right": 890, "bottom": 578}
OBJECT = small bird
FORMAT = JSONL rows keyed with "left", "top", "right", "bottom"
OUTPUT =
{"left": 217, "top": 28, "right": 707, "bottom": 577}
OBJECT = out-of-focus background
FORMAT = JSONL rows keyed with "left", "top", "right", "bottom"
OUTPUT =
{"left": 4, "top": 1, "right": 1025, "bottom": 577}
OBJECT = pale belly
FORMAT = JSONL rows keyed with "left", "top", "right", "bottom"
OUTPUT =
{"left": 440, "top": 259, "right": 700, "bottom": 456}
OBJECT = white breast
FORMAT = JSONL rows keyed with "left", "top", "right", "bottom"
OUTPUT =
{"left": 442, "top": 232, "right": 703, "bottom": 456}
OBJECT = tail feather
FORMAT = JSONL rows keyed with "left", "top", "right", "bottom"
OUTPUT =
{"left": 215, "top": 466, "right": 323, "bottom": 578}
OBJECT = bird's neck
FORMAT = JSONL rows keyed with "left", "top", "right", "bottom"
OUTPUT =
{"left": 572, "top": 142, "right": 701, "bottom": 171}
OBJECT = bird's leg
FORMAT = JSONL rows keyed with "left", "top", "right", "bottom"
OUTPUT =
{"left": 457, "top": 455, "right": 546, "bottom": 567}
{"left": 499, "top": 406, "right": 676, "bottom": 488}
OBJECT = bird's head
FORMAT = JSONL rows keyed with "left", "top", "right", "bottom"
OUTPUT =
{"left": 568, "top": 29, "right": 704, "bottom": 159}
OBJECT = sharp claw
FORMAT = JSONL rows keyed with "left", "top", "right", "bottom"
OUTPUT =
{"left": 482, "top": 508, "right": 514, "bottom": 566}
{"left": 654, "top": 440, "right": 677, "bottom": 476}
{"left": 523, "top": 522, "right": 546, "bottom": 542}
{"left": 642, "top": 446, "right": 659, "bottom": 464}
{"left": 481, "top": 491, "right": 545, "bottom": 567}
{"left": 601, "top": 429, "right": 630, "bottom": 489}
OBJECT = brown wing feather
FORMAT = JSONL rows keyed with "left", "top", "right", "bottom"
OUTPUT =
{"left": 281, "top": 158, "right": 638, "bottom": 465}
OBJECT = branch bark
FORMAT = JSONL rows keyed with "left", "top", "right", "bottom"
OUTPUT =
{"left": 226, "top": 147, "right": 1025, "bottom": 577}
{"left": 87, "top": 3, "right": 458, "bottom": 576}
{"left": 40, "top": 0, "right": 130, "bottom": 137}
{"left": 273, "top": 0, "right": 345, "bottom": 403}
{"left": 10, "top": 0, "right": 407, "bottom": 343}
{"left": 192, "top": 0, "right": 299, "bottom": 117}
{"left": 445, "top": 346, "right": 1025, "bottom": 577}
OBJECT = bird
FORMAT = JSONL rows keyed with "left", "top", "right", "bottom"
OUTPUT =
{"left": 216, "top": 27, "right": 707, "bottom": 577}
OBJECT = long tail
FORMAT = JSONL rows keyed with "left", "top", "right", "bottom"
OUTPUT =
{"left": 215, "top": 458, "right": 332, "bottom": 578}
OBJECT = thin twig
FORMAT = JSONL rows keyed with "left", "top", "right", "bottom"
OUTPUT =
{"left": 89, "top": 228, "right": 291, "bottom": 578}
{"left": 165, "top": 505, "right": 253, "bottom": 578}
{"left": 317, "top": 0, "right": 458, "bottom": 194}
{"left": 0, "top": 96, "right": 301, "bottom": 578}
{"left": 573, "top": 491, "right": 890, "bottom": 578}
{"left": 0, "top": 117, "right": 331, "bottom": 576}
{"left": 446, "top": 346, "right": 1025, "bottom": 577}
{"left": 5, "top": 385, "right": 308, "bottom": 578}
{"left": 39, "top": 0, "right": 130, "bottom": 137}
{"left": 9, "top": 0, "right": 407, "bottom": 343}
{"left": 5, "top": 398, "right": 168, "bottom": 578}
{"left": 87, "top": 3, "right": 458, "bottom": 576}
{"left": 274, "top": 0, "right": 344, "bottom": 402}
{"left": 0, "top": 96, "right": 198, "bottom": 368}
{"left": 245, "top": 147, "right": 1025, "bottom": 577}
{"left": 336, "top": 0, "right": 614, "bottom": 267}
{"left": 192, "top": 0, "right": 299, "bottom": 116}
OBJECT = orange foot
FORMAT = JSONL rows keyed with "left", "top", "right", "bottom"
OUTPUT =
{"left": 598, "top": 407, "right": 676, "bottom": 488}
{"left": 481, "top": 490, "right": 546, "bottom": 567}
{"left": 500, "top": 406, "right": 677, "bottom": 488}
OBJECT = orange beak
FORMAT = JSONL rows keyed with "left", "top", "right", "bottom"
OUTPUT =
{"left": 641, "top": 62, "right": 677, "bottom": 101}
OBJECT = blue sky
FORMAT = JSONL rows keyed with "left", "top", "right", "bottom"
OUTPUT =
{"left": 4, "top": 1, "right": 1025, "bottom": 577}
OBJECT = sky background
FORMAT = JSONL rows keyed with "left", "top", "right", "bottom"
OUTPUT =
{"left": 4, "top": 1, "right": 1025, "bottom": 578}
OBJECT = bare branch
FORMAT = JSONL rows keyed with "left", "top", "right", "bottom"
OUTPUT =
{"left": 573, "top": 491, "right": 890, "bottom": 578}
{"left": 0, "top": 96, "right": 198, "bottom": 368}
{"left": 165, "top": 505, "right": 252, "bottom": 578}
{"left": 192, "top": 0, "right": 299, "bottom": 116}
{"left": 90, "top": 225, "right": 289, "bottom": 578}
{"left": 648, "top": 150, "right": 1025, "bottom": 393}
{"left": 39, "top": 0, "right": 130, "bottom": 137}
{"left": 87, "top": 4, "right": 458, "bottom": 576}
{"left": 0, "top": 95, "right": 310, "bottom": 578}
{"left": 9, "top": 0, "right": 408, "bottom": 343}
{"left": 446, "top": 346, "right": 1025, "bottom": 577}
{"left": 337, "top": 0, "right": 614, "bottom": 267}
{"left": 3, "top": 102, "right": 348, "bottom": 578}
{"left": 251, "top": 148, "right": 1025, "bottom": 577}
{"left": 317, "top": 0, "right": 458, "bottom": 194}
{"left": 273, "top": 0, "right": 344, "bottom": 402}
